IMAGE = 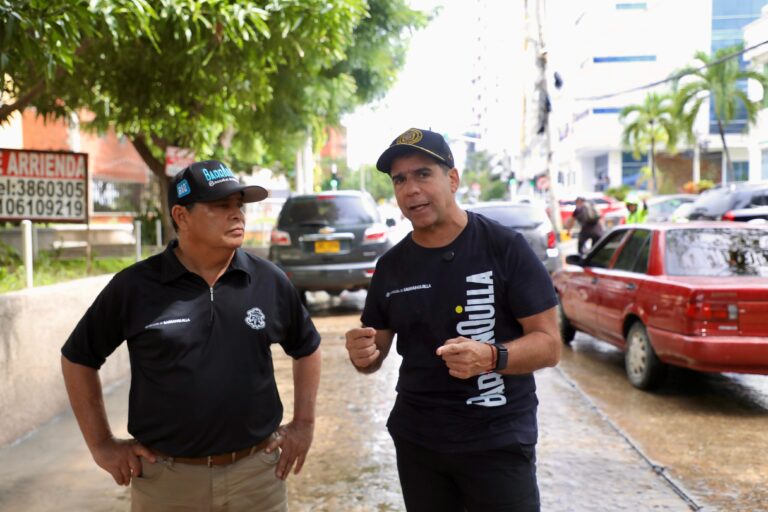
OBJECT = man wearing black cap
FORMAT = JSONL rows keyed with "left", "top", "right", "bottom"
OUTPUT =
{"left": 345, "top": 129, "right": 561, "bottom": 511}
{"left": 61, "top": 160, "right": 321, "bottom": 511}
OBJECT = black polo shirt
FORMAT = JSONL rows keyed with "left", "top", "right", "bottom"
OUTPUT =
{"left": 61, "top": 242, "right": 320, "bottom": 457}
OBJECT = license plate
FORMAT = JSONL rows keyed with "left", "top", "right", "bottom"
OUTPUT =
{"left": 314, "top": 240, "right": 340, "bottom": 253}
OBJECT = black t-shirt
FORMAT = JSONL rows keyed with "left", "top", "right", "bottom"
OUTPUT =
{"left": 362, "top": 212, "right": 557, "bottom": 452}
{"left": 61, "top": 242, "right": 320, "bottom": 457}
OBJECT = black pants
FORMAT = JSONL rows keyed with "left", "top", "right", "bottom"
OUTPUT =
{"left": 392, "top": 435, "right": 540, "bottom": 512}
{"left": 577, "top": 230, "right": 602, "bottom": 255}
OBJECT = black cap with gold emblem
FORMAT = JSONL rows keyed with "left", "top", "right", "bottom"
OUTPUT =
{"left": 375, "top": 128, "right": 455, "bottom": 173}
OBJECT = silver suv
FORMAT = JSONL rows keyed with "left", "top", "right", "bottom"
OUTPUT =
{"left": 269, "top": 191, "right": 394, "bottom": 303}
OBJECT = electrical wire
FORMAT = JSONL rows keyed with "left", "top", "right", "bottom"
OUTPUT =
{"left": 574, "top": 38, "right": 768, "bottom": 101}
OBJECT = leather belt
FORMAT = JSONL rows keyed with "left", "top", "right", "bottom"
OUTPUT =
{"left": 156, "top": 437, "right": 272, "bottom": 467}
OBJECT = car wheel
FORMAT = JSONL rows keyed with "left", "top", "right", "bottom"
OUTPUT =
{"left": 624, "top": 322, "right": 666, "bottom": 390}
{"left": 557, "top": 297, "right": 575, "bottom": 345}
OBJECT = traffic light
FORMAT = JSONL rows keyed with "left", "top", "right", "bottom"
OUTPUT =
{"left": 507, "top": 172, "right": 517, "bottom": 186}
{"left": 330, "top": 165, "right": 340, "bottom": 190}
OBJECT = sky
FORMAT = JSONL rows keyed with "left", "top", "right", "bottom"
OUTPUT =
{"left": 343, "top": 0, "right": 478, "bottom": 169}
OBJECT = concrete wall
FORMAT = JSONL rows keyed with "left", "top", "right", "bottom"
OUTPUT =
{"left": 0, "top": 275, "right": 129, "bottom": 447}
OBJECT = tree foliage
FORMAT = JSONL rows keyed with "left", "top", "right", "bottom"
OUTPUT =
{"left": 619, "top": 92, "right": 679, "bottom": 193}
{"left": 673, "top": 44, "right": 768, "bottom": 182}
{"left": 1, "top": 0, "right": 426, "bottom": 238}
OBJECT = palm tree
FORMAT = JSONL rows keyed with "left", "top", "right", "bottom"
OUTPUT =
{"left": 673, "top": 44, "right": 768, "bottom": 183}
{"left": 619, "top": 91, "right": 679, "bottom": 193}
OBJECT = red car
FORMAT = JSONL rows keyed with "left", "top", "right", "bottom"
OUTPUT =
{"left": 553, "top": 222, "right": 768, "bottom": 390}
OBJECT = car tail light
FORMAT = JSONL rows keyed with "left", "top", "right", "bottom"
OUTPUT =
{"left": 547, "top": 230, "right": 557, "bottom": 249}
{"left": 270, "top": 229, "right": 291, "bottom": 246}
{"left": 364, "top": 268, "right": 375, "bottom": 278}
{"left": 722, "top": 210, "right": 735, "bottom": 221}
{"left": 684, "top": 294, "right": 739, "bottom": 335}
{"left": 363, "top": 225, "right": 388, "bottom": 244}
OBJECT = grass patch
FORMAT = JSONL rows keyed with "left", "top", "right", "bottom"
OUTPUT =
{"left": 0, "top": 248, "right": 148, "bottom": 294}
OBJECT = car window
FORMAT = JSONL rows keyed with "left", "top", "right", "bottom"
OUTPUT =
{"left": 613, "top": 229, "right": 651, "bottom": 273}
{"left": 585, "top": 230, "right": 627, "bottom": 268}
{"left": 665, "top": 228, "right": 768, "bottom": 277}
{"left": 279, "top": 195, "right": 377, "bottom": 227}
{"left": 690, "top": 187, "right": 736, "bottom": 214}
{"left": 749, "top": 192, "right": 768, "bottom": 207}
{"left": 470, "top": 205, "right": 548, "bottom": 227}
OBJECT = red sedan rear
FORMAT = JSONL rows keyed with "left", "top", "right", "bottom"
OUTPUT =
{"left": 553, "top": 222, "right": 768, "bottom": 390}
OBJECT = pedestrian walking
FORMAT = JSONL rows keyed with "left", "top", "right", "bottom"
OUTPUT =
{"left": 61, "top": 160, "right": 322, "bottom": 512}
{"left": 564, "top": 196, "right": 604, "bottom": 255}
{"left": 344, "top": 128, "right": 561, "bottom": 512}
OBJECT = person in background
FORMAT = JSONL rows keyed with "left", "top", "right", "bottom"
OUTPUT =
{"left": 345, "top": 128, "right": 561, "bottom": 511}
{"left": 564, "top": 196, "right": 604, "bottom": 255}
{"left": 624, "top": 197, "right": 648, "bottom": 224}
{"left": 61, "top": 160, "right": 322, "bottom": 512}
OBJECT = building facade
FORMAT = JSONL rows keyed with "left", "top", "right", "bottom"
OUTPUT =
{"left": 537, "top": 0, "right": 768, "bottom": 197}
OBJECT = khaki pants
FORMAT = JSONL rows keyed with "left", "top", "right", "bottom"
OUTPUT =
{"left": 131, "top": 448, "right": 287, "bottom": 512}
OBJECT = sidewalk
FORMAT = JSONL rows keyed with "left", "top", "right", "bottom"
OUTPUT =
{"left": 0, "top": 316, "right": 693, "bottom": 511}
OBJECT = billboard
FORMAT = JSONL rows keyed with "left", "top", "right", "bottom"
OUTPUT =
{"left": 0, "top": 149, "right": 88, "bottom": 223}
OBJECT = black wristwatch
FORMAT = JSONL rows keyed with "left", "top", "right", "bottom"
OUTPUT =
{"left": 493, "top": 343, "right": 508, "bottom": 372}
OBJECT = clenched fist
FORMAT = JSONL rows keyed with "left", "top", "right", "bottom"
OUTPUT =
{"left": 345, "top": 327, "right": 380, "bottom": 370}
{"left": 436, "top": 337, "right": 494, "bottom": 379}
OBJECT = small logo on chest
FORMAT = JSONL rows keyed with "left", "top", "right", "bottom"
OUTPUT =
{"left": 245, "top": 307, "right": 266, "bottom": 330}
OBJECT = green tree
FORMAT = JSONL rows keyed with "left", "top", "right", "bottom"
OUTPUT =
{"left": 673, "top": 44, "right": 768, "bottom": 183}
{"left": 1, "top": 1, "right": 426, "bottom": 239}
{"left": 342, "top": 164, "right": 393, "bottom": 202}
{"left": 619, "top": 92, "right": 679, "bottom": 193}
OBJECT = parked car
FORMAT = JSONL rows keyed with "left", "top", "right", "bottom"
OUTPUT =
{"left": 466, "top": 201, "right": 563, "bottom": 273}
{"left": 686, "top": 182, "right": 768, "bottom": 222}
{"left": 269, "top": 191, "right": 395, "bottom": 303}
{"left": 645, "top": 193, "right": 697, "bottom": 222}
{"left": 553, "top": 222, "right": 768, "bottom": 390}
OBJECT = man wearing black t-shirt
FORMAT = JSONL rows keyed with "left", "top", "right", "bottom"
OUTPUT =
{"left": 61, "top": 160, "right": 321, "bottom": 512}
{"left": 345, "top": 129, "right": 561, "bottom": 512}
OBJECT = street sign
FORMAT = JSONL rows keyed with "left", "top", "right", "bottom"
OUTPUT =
{"left": 165, "top": 146, "right": 196, "bottom": 176}
{"left": 0, "top": 149, "right": 88, "bottom": 223}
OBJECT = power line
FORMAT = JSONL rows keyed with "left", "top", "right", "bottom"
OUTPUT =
{"left": 574, "top": 38, "right": 768, "bottom": 101}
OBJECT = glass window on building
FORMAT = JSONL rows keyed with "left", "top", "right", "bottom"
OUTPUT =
{"left": 762, "top": 149, "right": 768, "bottom": 179}
{"left": 92, "top": 180, "right": 145, "bottom": 213}
{"left": 710, "top": 0, "right": 768, "bottom": 134}
{"left": 622, "top": 151, "right": 647, "bottom": 188}
{"left": 730, "top": 160, "right": 749, "bottom": 182}
{"left": 595, "top": 154, "right": 609, "bottom": 191}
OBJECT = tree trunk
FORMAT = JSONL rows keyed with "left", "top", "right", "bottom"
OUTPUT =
{"left": 649, "top": 137, "right": 657, "bottom": 194}
{"left": 0, "top": 81, "right": 46, "bottom": 123}
{"left": 716, "top": 118, "right": 734, "bottom": 185}
{"left": 130, "top": 135, "right": 174, "bottom": 244}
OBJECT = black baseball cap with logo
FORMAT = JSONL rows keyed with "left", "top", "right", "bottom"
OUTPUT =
{"left": 376, "top": 128, "right": 455, "bottom": 173}
{"left": 168, "top": 160, "right": 268, "bottom": 211}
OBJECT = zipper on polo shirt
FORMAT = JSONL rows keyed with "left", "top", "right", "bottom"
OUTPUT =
{"left": 209, "top": 287, "right": 214, "bottom": 324}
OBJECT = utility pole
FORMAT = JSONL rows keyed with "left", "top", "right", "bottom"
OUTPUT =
{"left": 528, "top": 0, "right": 563, "bottom": 234}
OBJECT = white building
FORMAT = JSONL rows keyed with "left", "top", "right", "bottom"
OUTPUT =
{"left": 744, "top": 4, "right": 768, "bottom": 182}
{"left": 533, "top": 0, "right": 766, "bottom": 196}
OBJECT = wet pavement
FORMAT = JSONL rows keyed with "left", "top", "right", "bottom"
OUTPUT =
{"left": 558, "top": 333, "right": 768, "bottom": 511}
{"left": 0, "top": 291, "right": 705, "bottom": 511}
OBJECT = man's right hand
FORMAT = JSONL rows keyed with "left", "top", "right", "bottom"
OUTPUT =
{"left": 345, "top": 327, "right": 379, "bottom": 369}
{"left": 90, "top": 437, "right": 156, "bottom": 486}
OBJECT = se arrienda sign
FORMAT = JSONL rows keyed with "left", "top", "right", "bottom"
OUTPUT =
{"left": 0, "top": 149, "right": 89, "bottom": 223}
